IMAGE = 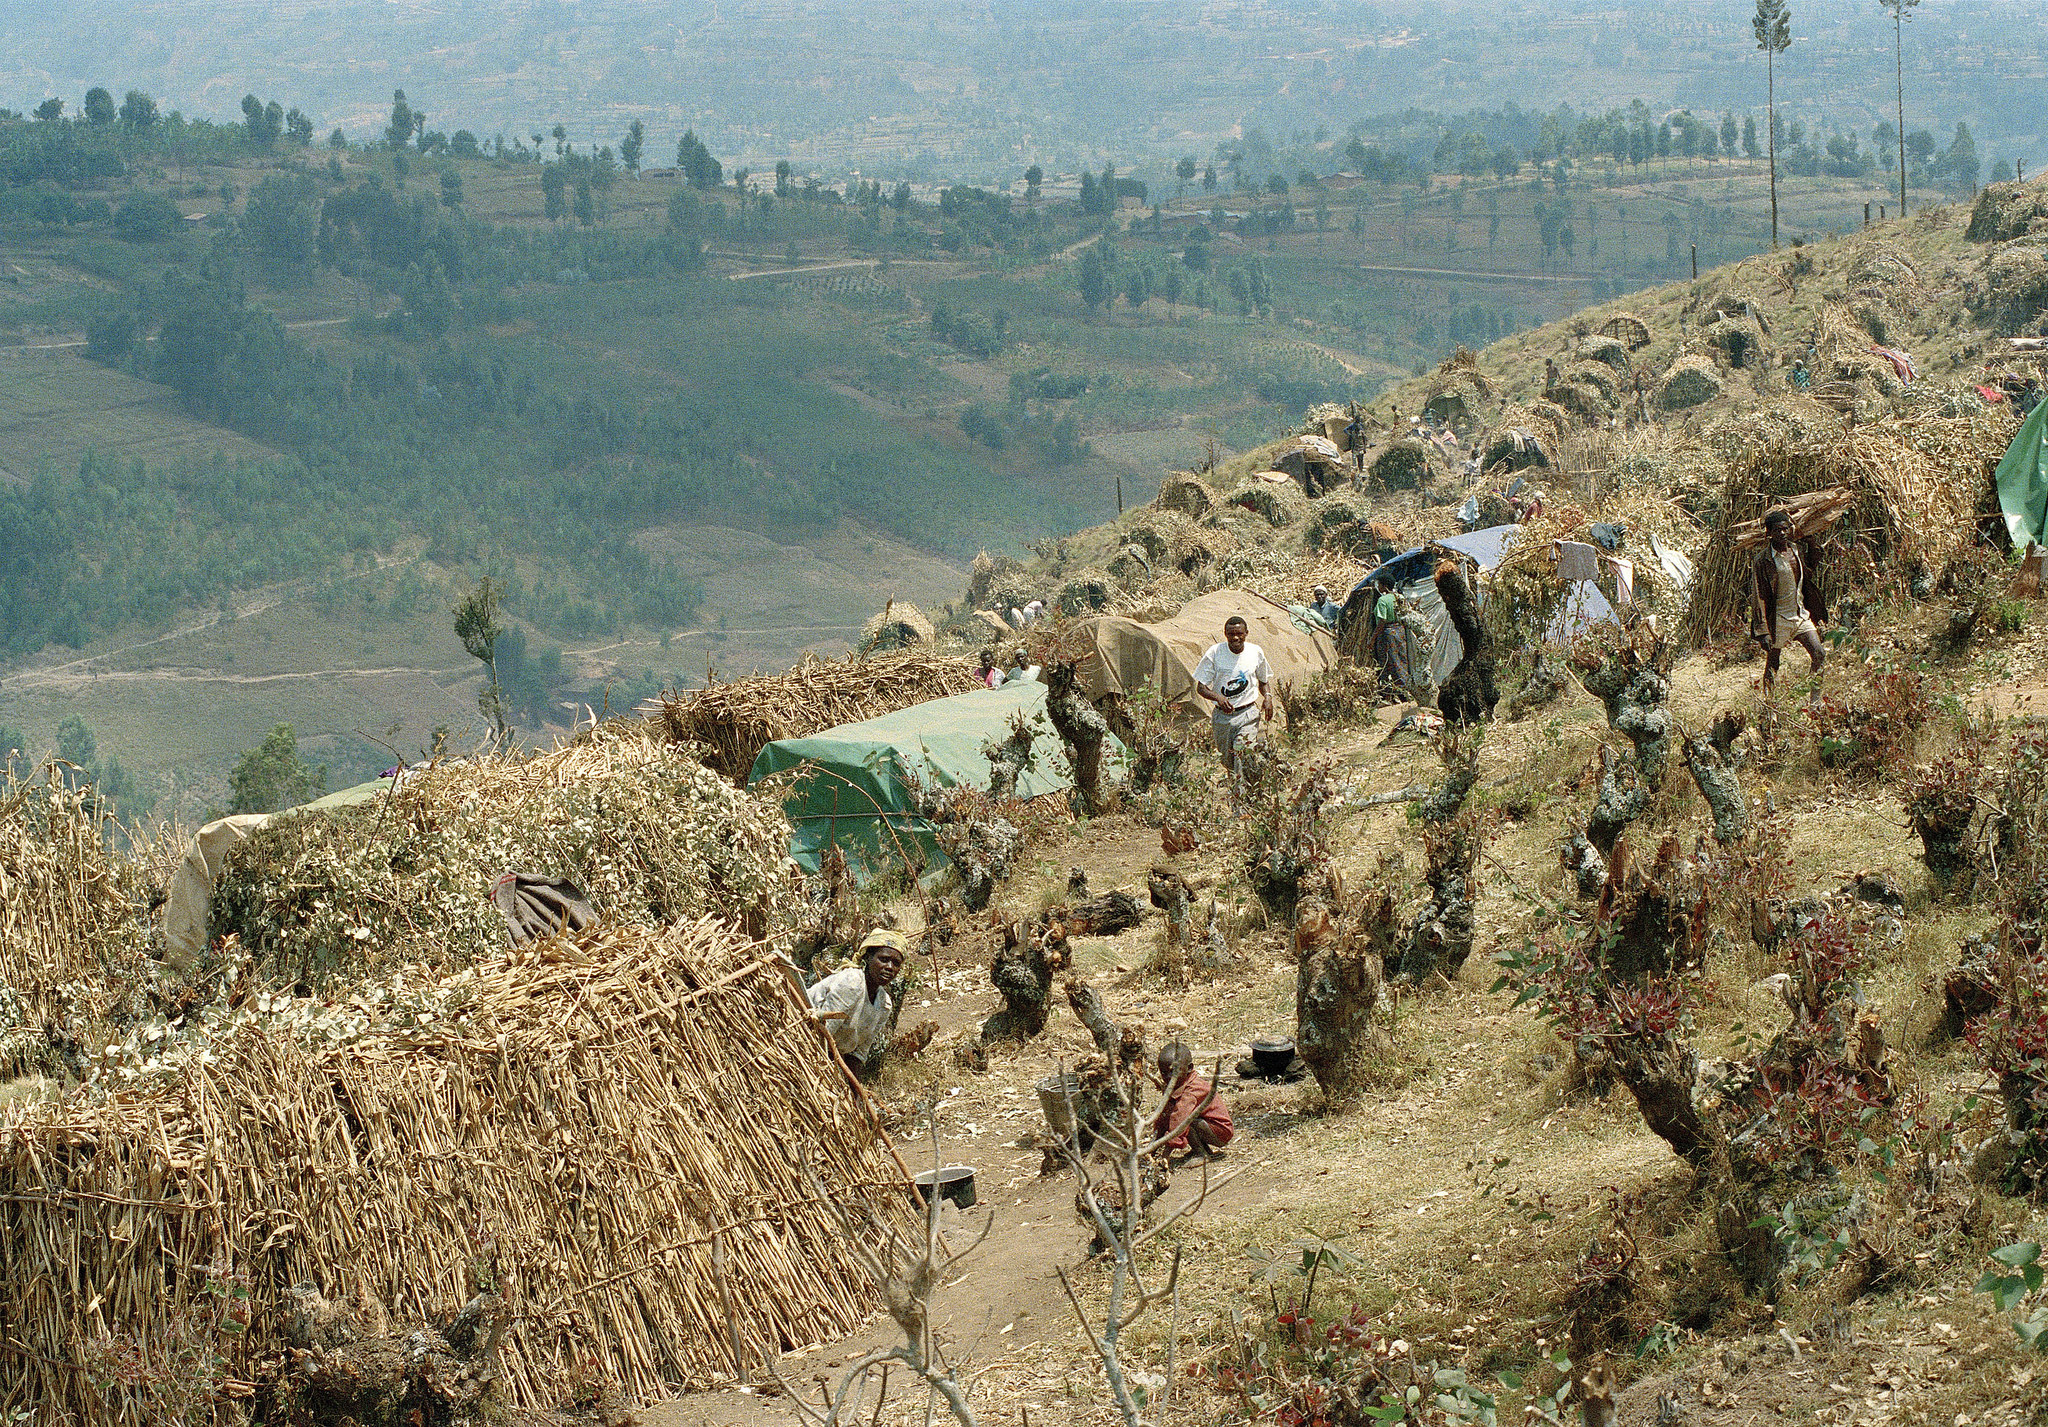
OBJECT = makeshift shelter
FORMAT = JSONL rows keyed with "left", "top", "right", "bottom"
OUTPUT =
{"left": 205, "top": 732, "right": 797, "bottom": 986}
{"left": 1342, "top": 527, "right": 1536, "bottom": 686}
{"left": 0, "top": 920, "right": 911, "bottom": 1421}
{"left": 749, "top": 680, "right": 1096, "bottom": 877}
{"left": 1066, "top": 588, "right": 1337, "bottom": 715}
{"left": 1271, "top": 435, "right": 1348, "bottom": 494}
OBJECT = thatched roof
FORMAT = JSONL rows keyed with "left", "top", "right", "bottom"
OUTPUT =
{"left": 1597, "top": 313, "right": 1652, "bottom": 350}
{"left": 654, "top": 649, "right": 982, "bottom": 782}
{"left": 0, "top": 919, "right": 910, "bottom": 1417}
{"left": 204, "top": 731, "right": 797, "bottom": 986}
{"left": 859, "top": 600, "right": 937, "bottom": 653}
{"left": 1157, "top": 472, "right": 1214, "bottom": 518}
{"left": 1657, "top": 355, "right": 1723, "bottom": 410}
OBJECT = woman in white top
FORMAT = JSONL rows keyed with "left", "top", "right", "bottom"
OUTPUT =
{"left": 806, "top": 929, "right": 906, "bottom": 1076}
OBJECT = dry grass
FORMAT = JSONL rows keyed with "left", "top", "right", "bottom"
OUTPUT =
{"left": 652, "top": 648, "right": 982, "bottom": 782}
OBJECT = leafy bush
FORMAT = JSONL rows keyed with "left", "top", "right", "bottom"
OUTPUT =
{"left": 111, "top": 191, "right": 181, "bottom": 243}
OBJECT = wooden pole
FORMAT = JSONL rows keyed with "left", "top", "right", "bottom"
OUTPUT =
{"left": 1115, "top": 475, "right": 1123, "bottom": 515}
{"left": 1690, "top": 244, "right": 1697, "bottom": 280}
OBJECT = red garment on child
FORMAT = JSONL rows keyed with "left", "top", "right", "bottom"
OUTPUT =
{"left": 1153, "top": 1076, "right": 1235, "bottom": 1153}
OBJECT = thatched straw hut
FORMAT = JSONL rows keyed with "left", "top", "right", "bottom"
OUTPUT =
{"left": 860, "top": 600, "right": 937, "bottom": 653}
{"left": 1978, "top": 248, "right": 2048, "bottom": 336}
{"left": 1157, "top": 472, "right": 1214, "bottom": 518}
{"left": 0, "top": 919, "right": 911, "bottom": 1421}
{"left": 1481, "top": 401, "right": 1568, "bottom": 475}
{"left": 1657, "top": 355, "right": 1723, "bottom": 410}
{"left": 1701, "top": 313, "right": 1767, "bottom": 369}
{"left": 1966, "top": 179, "right": 2048, "bottom": 244}
{"left": 1371, "top": 438, "right": 1435, "bottom": 490}
{"left": 1579, "top": 335, "right": 1633, "bottom": 371}
{"left": 1225, "top": 477, "right": 1309, "bottom": 527}
{"left": 655, "top": 649, "right": 982, "bottom": 782}
{"left": 206, "top": 732, "right": 797, "bottom": 986}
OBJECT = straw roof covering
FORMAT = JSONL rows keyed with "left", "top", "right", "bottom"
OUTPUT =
{"left": 206, "top": 731, "right": 797, "bottom": 990}
{"left": 1157, "top": 472, "right": 1214, "bottom": 518}
{"left": 859, "top": 600, "right": 937, "bottom": 653}
{"left": 1657, "top": 355, "right": 1723, "bottom": 410}
{"left": 0, "top": 919, "right": 910, "bottom": 1421}
{"left": 654, "top": 649, "right": 982, "bottom": 782}
{"left": 1682, "top": 396, "right": 2015, "bottom": 640}
{"left": 1370, "top": 438, "right": 1435, "bottom": 490}
{"left": 1980, "top": 248, "right": 2048, "bottom": 336}
{"left": 1225, "top": 477, "right": 1310, "bottom": 528}
{"left": 1965, "top": 178, "right": 2048, "bottom": 244}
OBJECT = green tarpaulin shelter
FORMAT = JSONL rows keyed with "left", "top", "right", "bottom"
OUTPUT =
{"left": 748, "top": 680, "right": 1109, "bottom": 877}
{"left": 1998, "top": 398, "right": 2048, "bottom": 550}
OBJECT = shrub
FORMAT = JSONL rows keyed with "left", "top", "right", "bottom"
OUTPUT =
{"left": 112, "top": 191, "right": 182, "bottom": 243}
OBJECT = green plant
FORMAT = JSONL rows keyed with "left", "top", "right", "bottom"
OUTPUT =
{"left": 1248, "top": 1237, "right": 1363, "bottom": 1320}
{"left": 1976, "top": 1241, "right": 2048, "bottom": 1350}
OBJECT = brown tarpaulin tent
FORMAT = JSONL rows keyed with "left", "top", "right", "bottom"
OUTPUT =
{"left": 1070, "top": 589, "right": 1337, "bottom": 720}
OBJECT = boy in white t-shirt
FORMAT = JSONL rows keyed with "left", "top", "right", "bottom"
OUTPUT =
{"left": 1193, "top": 615, "right": 1273, "bottom": 773}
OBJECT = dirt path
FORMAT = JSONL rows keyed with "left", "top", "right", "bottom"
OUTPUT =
{"left": 0, "top": 553, "right": 417, "bottom": 694}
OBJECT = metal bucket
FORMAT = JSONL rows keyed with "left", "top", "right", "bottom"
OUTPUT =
{"left": 913, "top": 1164, "right": 978, "bottom": 1210}
{"left": 1036, "top": 1073, "right": 1098, "bottom": 1141}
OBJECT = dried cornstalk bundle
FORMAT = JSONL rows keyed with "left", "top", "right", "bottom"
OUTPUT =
{"left": 0, "top": 768, "right": 164, "bottom": 1064}
{"left": 209, "top": 728, "right": 798, "bottom": 988}
{"left": 0, "top": 919, "right": 913, "bottom": 1423}
{"left": 652, "top": 650, "right": 982, "bottom": 782}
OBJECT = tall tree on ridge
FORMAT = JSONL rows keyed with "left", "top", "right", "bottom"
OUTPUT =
{"left": 1879, "top": 0, "right": 1918, "bottom": 216}
{"left": 1753, "top": 0, "right": 1793, "bottom": 250}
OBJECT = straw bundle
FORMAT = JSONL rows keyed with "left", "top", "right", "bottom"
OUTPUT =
{"left": 859, "top": 600, "right": 936, "bottom": 653}
{"left": 1682, "top": 398, "right": 2013, "bottom": 639}
{"left": 1157, "top": 472, "right": 1214, "bottom": 518}
{"left": 209, "top": 730, "right": 798, "bottom": 987}
{"left": 1657, "top": 355, "right": 1723, "bottom": 410}
{"left": 654, "top": 649, "right": 981, "bottom": 781}
{"left": 0, "top": 771, "right": 161, "bottom": 1072}
{"left": 0, "top": 919, "right": 910, "bottom": 1422}
{"left": 1728, "top": 487, "right": 1857, "bottom": 548}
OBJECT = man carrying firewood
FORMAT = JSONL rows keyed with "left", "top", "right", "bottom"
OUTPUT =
{"left": 1751, "top": 508, "right": 1827, "bottom": 692}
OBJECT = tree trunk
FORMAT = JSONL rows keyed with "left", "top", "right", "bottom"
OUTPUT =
{"left": 983, "top": 917, "right": 1068, "bottom": 1041}
{"left": 984, "top": 714, "right": 1038, "bottom": 801}
{"left": 1587, "top": 744, "right": 1648, "bottom": 855}
{"left": 1044, "top": 660, "right": 1111, "bottom": 814}
{"left": 1293, "top": 889, "right": 1395, "bottom": 1102}
{"left": 1768, "top": 53, "right": 1780, "bottom": 250}
{"left": 1681, "top": 715, "right": 1749, "bottom": 845}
